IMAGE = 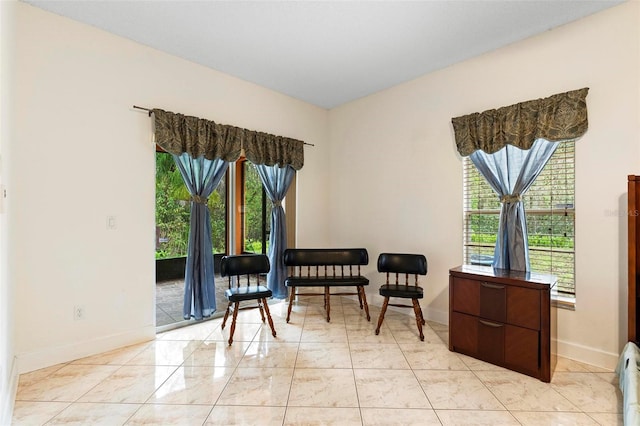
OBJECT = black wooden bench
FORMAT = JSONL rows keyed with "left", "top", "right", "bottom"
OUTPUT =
{"left": 283, "top": 248, "right": 370, "bottom": 322}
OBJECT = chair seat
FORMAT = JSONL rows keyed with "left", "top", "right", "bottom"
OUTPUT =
{"left": 226, "top": 285, "right": 272, "bottom": 302}
{"left": 379, "top": 284, "right": 423, "bottom": 299}
{"left": 285, "top": 277, "right": 368, "bottom": 287}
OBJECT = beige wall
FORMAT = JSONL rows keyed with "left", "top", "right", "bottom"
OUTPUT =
{"left": 329, "top": 1, "right": 640, "bottom": 369}
{"left": 11, "top": 2, "right": 329, "bottom": 373}
{"left": 1, "top": 0, "right": 16, "bottom": 422}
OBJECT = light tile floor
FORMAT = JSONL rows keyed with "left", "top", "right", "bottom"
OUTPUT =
{"left": 13, "top": 296, "right": 623, "bottom": 425}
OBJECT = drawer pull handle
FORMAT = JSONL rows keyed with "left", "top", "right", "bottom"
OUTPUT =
{"left": 481, "top": 282, "right": 505, "bottom": 290}
{"left": 479, "top": 319, "right": 504, "bottom": 328}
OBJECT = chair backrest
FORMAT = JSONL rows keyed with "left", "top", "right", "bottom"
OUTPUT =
{"left": 377, "top": 253, "right": 427, "bottom": 285}
{"left": 221, "top": 254, "right": 270, "bottom": 288}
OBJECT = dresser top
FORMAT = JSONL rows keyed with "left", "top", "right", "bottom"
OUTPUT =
{"left": 450, "top": 265, "right": 557, "bottom": 287}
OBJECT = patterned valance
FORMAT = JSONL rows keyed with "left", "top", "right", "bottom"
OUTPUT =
{"left": 452, "top": 88, "right": 589, "bottom": 156}
{"left": 153, "top": 108, "right": 305, "bottom": 170}
{"left": 244, "top": 131, "right": 304, "bottom": 170}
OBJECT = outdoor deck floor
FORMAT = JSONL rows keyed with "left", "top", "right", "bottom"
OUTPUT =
{"left": 156, "top": 277, "right": 228, "bottom": 327}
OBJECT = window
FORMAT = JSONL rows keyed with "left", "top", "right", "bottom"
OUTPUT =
{"left": 236, "top": 159, "right": 272, "bottom": 254}
{"left": 155, "top": 152, "right": 272, "bottom": 260}
{"left": 155, "top": 151, "right": 228, "bottom": 259}
{"left": 463, "top": 141, "right": 575, "bottom": 298}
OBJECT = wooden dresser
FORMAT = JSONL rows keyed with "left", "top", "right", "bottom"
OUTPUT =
{"left": 449, "top": 265, "right": 557, "bottom": 382}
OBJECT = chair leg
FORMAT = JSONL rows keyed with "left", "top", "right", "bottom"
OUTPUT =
{"left": 325, "top": 286, "right": 331, "bottom": 322}
{"left": 286, "top": 287, "right": 295, "bottom": 323}
{"left": 417, "top": 304, "right": 426, "bottom": 325}
{"left": 228, "top": 302, "right": 240, "bottom": 346}
{"left": 221, "top": 301, "right": 232, "bottom": 329}
{"left": 412, "top": 299, "right": 425, "bottom": 341}
{"left": 375, "top": 297, "right": 389, "bottom": 335}
{"left": 359, "top": 286, "right": 370, "bottom": 321}
{"left": 262, "top": 298, "right": 277, "bottom": 337}
{"left": 258, "top": 299, "right": 266, "bottom": 323}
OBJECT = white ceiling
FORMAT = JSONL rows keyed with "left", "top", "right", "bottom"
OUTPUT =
{"left": 23, "top": 0, "right": 623, "bottom": 109}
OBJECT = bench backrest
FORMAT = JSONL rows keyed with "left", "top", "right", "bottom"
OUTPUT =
{"left": 284, "top": 248, "right": 369, "bottom": 278}
{"left": 284, "top": 248, "right": 369, "bottom": 267}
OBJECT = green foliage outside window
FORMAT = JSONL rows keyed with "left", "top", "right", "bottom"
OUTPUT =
{"left": 155, "top": 152, "right": 226, "bottom": 259}
{"left": 155, "top": 155, "right": 271, "bottom": 260}
{"left": 243, "top": 162, "right": 272, "bottom": 254}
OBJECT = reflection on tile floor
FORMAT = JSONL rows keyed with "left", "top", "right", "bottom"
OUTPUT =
{"left": 13, "top": 297, "right": 623, "bottom": 425}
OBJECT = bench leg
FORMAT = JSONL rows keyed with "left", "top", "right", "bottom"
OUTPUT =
{"left": 412, "top": 299, "right": 425, "bottom": 341}
{"left": 221, "top": 301, "right": 232, "bottom": 329}
{"left": 358, "top": 286, "right": 371, "bottom": 321}
{"left": 286, "top": 287, "right": 295, "bottom": 323}
{"left": 262, "top": 298, "right": 277, "bottom": 338}
{"left": 325, "top": 286, "right": 331, "bottom": 322}
{"left": 228, "top": 302, "right": 240, "bottom": 346}
{"left": 375, "top": 297, "right": 389, "bottom": 335}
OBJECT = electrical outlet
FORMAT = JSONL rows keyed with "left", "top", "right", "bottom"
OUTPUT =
{"left": 74, "top": 305, "right": 85, "bottom": 321}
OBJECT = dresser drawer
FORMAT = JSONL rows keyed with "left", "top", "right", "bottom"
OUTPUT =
{"left": 450, "top": 311, "right": 478, "bottom": 354}
{"left": 451, "top": 277, "right": 506, "bottom": 323}
{"left": 478, "top": 317, "right": 505, "bottom": 365}
{"left": 451, "top": 277, "right": 479, "bottom": 316}
{"left": 507, "top": 286, "right": 541, "bottom": 330}
{"left": 505, "top": 324, "right": 540, "bottom": 375}
{"left": 479, "top": 281, "right": 506, "bottom": 323}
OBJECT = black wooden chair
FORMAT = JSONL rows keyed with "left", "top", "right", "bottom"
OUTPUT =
{"left": 374, "top": 253, "right": 428, "bottom": 341}
{"left": 220, "top": 254, "right": 276, "bottom": 345}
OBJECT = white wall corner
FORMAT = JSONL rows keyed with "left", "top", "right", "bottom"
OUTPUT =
{"left": 0, "top": 356, "right": 18, "bottom": 426}
{"left": 423, "top": 307, "right": 449, "bottom": 326}
{"left": 16, "top": 326, "right": 155, "bottom": 374}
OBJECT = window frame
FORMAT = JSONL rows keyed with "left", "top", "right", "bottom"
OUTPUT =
{"left": 154, "top": 147, "right": 229, "bottom": 258}
{"left": 235, "top": 157, "right": 270, "bottom": 255}
{"left": 462, "top": 141, "right": 576, "bottom": 305}
{"left": 154, "top": 149, "right": 289, "bottom": 259}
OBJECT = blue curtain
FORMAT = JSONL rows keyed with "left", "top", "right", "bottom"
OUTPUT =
{"left": 255, "top": 164, "right": 296, "bottom": 299}
{"left": 173, "top": 153, "right": 229, "bottom": 319}
{"left": 469, "top": 138, "right": 559, "bottom": 271}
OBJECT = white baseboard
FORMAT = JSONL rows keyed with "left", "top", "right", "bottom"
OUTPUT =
{"left": 16, "top": 325, "right": 156, "bottom": 374}
{"left": 0, "top": 356, "right": 18, "bottom": 426}
{"left": 555, "top": 337, "right": 620, "bottom": 371}
{"left": 298, "top": 292, "right": 621, "bottom": 371}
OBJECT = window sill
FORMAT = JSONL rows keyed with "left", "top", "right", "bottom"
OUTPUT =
{"left": 552, "top": 291, "right": 575, "bottom": 311}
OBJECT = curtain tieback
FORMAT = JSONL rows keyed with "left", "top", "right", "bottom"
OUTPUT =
{"left": 273, "top": 200, "right": 283, "bottom": 207}
{"left": 191, "top": 195, "right": 209, "bottom": 205}
{"left": 500, "top": 194, "right": 521, "bottom": 204}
